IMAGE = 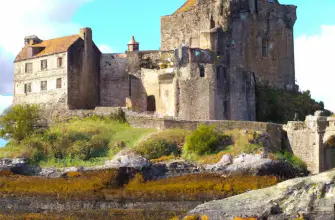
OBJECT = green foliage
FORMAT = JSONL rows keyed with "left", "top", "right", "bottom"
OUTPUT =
{"left": 135, "top": 139, "right": 179, "bottom": 160}
{"left": 0, "top": 104, "right": 41, "bottom": 142}
{"left": 256, "top": 86, "right": 333, "bottom": 123}
{"left": 0, "top": 116, "right": 156, "bottom": 167}
{"left": 183, "top": 124, "right": 222, "bottom": 156}
{"left": 275, "top": 150, "right": 307, "bottom": 171}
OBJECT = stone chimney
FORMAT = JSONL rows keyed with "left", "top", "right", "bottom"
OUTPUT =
{"left": 24, "top": 35, "right": 42, "bottom": 46}
{"left": 127, "top": 36, "right": 139, "bottom": 52}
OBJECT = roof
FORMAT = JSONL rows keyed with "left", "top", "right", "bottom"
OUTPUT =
{"left": 15, "top": 34, "right": 81, "bottom": 62}
{"left": 173, "top": 0, "right": 197, "bottom": 14}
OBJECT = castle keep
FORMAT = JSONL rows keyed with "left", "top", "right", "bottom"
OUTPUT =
{"left": 13, "top": 0, "right": 297, "bottom": 121}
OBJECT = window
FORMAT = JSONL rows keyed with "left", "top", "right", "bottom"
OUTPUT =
{"left": 41, "top": 81, "right": 47, "bottom": 91}
{"left": 25, "top": 63, "right": 32, "bottom": 73}
{"left": 24, "top": 83, "right": 32, "bottom": 93}
{"left": 128, "top": 75, "right": 132, "bottom": 96}
{"left": 56, "top": 78, "right": 62, "bottom": 89}
{"left": 57, "top": 57, "right": 63, "bottom": 68}
{"left": 262, "top": 39, "right": 269, "bottom": 58}
{"left": 210, "top": 16, "right": 215, "bottom": 29}
{"left": 199, "top": 65, "right": 205, "bottom": 77}
{"left": 41, "top": 60, "right": 47, "bottom": 70}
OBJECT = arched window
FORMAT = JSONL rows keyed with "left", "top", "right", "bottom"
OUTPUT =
{"left": 210, "top": 16, "right": 215, "bottom": 29}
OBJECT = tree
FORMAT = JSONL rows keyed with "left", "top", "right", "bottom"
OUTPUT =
{"left": 0, "top": 104, "right": 40, "bottom": 142}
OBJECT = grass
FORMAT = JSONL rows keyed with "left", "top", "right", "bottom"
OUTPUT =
{"left": 0, "top": 116, "right": 156, "bottom": 167}
{"left": 274, "top": 151, "right": 307, "bottom": 171}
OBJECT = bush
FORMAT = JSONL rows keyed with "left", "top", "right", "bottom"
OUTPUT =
{"left": 183, "top": 124, "right": 221, "bottom": 156}
{"left": 0, "top": 104, "right": 41, "bottom": 142}
{"left": 275, "top": 151, "right": 307, "bottom": 171}
{"left": 135, "top": 139, "right": 179, "bottom": 160}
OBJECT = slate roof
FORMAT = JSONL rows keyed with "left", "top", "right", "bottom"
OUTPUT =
{"left": 15, "top": 35, "right": 80, "bottom": 62}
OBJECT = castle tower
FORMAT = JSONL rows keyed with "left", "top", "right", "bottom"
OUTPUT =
{"left": 127, "top": 36, "right": 139, "bottom": 52}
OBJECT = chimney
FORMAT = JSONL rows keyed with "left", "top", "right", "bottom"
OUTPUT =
{"left": 24, "top": 35, "right": 42, "bottom": 46}
{"left": 127, "top": 36, "right": 139, "bottom": 52}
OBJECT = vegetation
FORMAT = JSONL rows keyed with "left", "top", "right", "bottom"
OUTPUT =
{"left": 275, "top": 150, "right": 307, "bottom": 171}
{"left": 104, "top": 173, "right": 278, "bottom": 201}
{"left": 0, "top": 209, "right": 187, "bottom": 220}
{"left": 256, "top": 86, "right": 332, "bottom": 123}
{"left": 0, "top": 111, "right": 155, "bottom": 167}
{"left": 0, "top": 104, "right": 41, "bottom": 142}
{"left": 135, "top": 139, "right": 179, "bottom": 160}
{"left": 182, "top": 124, "right": 223, "bottom": 157}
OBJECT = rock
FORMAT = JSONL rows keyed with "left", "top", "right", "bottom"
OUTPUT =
{"left": 0, "top": 158, "right": 41, "bottom": 176}
{"left": 217, "top": 154, "right": 233, "bottom": 165}
{"left": 105, "top": 152, "right": 152, "bottom": 169}
{"left": 188, "top": 169, "right": 335, "bottom": 219}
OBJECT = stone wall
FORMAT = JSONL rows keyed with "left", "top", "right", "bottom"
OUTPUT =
{"left": 13, "top": 52, "right": 68, "bottom": 109}
{"left": 284, "top": 114, "right": 335, "bottom": 174}
{"left": 100, "top": 54, "right": 129, "bottom": 107}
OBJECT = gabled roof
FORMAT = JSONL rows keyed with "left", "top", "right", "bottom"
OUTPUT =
{"left": 173, "top": 0, "right": 197, "bottom": 14}
{"left": 15, "top": 35, "right": 81, "bottom": 62}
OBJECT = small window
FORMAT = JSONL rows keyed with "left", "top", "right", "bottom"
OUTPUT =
{"left": 210, "top": 16, "right": 215, "bottom": 29}
{"left": 56, "top": 78, "right": 62, "bottom": 89}
{"left": 41, "top": 81, "right": 47, "bottom": 91}
{"left": 25, "top": 63, "right": 32, "bottom": 73}
{"left": 128, "top": 75, "right": 132, "bottom": 96}
{"left": 199, "top": 65, "right": 205, "bottom": 77}
{"left": 24, "top": 83, "right": 32, "bottom": 93}
{"left": 41, "top": 60, "right": 47, "bottom": 70}
{"left": 57, "top": 57, "right": 63, "bottom": 68}
{"left": 262, "top": 39, "right": 269, "bottom": 58}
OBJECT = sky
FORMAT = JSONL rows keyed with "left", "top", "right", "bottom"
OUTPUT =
{"left": 0, "top": 0, "right": 334, "bottom": 146}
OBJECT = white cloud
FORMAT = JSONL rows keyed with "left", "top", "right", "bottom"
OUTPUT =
{"left": 0, "top": 95, "right": 13, "bottom": 114}
{"left": 295, "top": 25, "right": 335, "bottom": 112}
{"left": 0, "top": 0, "right": 93, "bottom": 94}
{"left": 98, "top": 44, "right": 113, "bottom": 53}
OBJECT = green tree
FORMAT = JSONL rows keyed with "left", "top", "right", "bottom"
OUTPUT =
{"left": 0, "top": 104, "right": 41, "bottom": 142}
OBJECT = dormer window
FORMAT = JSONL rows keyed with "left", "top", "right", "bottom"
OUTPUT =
{"left": 41, "top": 60, "right": 47, "bottom": 70}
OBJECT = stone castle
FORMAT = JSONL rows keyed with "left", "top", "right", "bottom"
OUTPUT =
{"left": 13, "top": 0, "right": 297, "bottom": 121}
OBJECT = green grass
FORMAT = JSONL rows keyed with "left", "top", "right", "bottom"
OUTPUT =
{"left": 0, "top": 116, "right": 156, "bottom": 167}
{"left": 275, "top": 150, "right": 307, "bottom": 171}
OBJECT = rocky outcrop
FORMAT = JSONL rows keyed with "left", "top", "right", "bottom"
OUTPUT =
{"left": 188, "top": 170, "right": 335, "bottom": 219}
{"left": 0, "top": 158, "right": 41, "bottom": 176}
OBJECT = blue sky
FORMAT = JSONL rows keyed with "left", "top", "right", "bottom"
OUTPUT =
{"left": 0, "top": 0, "right": 335, "bottom": 146}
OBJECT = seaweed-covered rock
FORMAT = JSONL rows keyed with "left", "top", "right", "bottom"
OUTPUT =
{"left": 188, "top": 169, "right": 335, "bottom": 219}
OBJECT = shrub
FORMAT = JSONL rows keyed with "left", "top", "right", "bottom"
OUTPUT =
{"left": 275, "top": 151, "right": 307, "bottom": 171}
{"left": 0, "top": 104, "right": 41, "bottom": 142}
{"left": 183, "top": 124, "right": 221, "bottom": 156}
{"left": 135, "top": 139, "right": 179, "bottom": 160}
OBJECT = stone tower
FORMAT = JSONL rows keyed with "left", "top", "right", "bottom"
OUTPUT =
{"left": 127, "top": 36, "right": 139, "bottom": 52}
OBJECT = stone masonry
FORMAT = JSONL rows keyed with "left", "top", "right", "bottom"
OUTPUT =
{"left": 13, "top": 0, "right": 297, "bottom": 122}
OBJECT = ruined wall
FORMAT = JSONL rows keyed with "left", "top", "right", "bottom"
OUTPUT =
{"left": 13, "top": 52, "right": 68, "bottom": 109}
{"left": 100, "top": 54, "right": 129, "bottom": 107}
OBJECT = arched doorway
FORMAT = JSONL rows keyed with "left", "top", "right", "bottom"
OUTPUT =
{"left": 147, "top": 95, "right": 156, "bottom": 112}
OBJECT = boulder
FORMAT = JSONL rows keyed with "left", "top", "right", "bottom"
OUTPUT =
{"left": 188, "top": 169, "right": 335, "bottom": 219}
{"left": 105, "top": 151, "right": 152, "bottom": 169}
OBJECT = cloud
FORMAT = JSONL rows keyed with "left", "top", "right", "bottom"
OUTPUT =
{"left": 295, "top": 25, "right": 335, "bottom": 112}
{"left": 0, "top": 95, "right": 13, "bottom": 114}
{"left": 0, "top": 0, "right": 93, "bottom": 94}
{"left": 98, "top": 44, "right": 113, "bottom": 53}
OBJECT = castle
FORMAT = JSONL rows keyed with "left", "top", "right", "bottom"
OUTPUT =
{"left": 13, "top": 0, "right": 297, "bottom": 121}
